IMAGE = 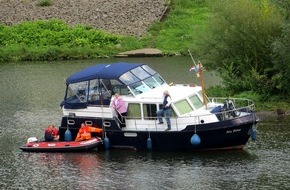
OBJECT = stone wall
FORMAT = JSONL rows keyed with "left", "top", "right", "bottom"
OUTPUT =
{"left": 0, "top": 0, "right": 166, "bottom": 36}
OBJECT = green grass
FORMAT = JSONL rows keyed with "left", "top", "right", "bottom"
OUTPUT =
{"left": 37, "top": 0, "right": 53, "bottom": 7}
{"left": 145, "top": 0, "right": 210, "bottom": 54}
{"left": 0, "top": 19, "right": 141, "bottom": 61}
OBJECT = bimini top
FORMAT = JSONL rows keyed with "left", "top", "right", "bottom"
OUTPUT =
{"left": 66, "top": 62, "right": 144, "bottom": 84}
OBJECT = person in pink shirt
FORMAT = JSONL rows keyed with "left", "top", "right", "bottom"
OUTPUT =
{"left": 112, "top": 92, "right": 127, "bottom": 128}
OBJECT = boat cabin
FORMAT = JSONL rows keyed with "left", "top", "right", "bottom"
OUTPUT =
{"left": 62, "top": 63, "right": 166, "bottom": 108}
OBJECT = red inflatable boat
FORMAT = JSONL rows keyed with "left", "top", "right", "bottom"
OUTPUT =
{"left": 20, "top": 137, "right": 102, "bottom": 152}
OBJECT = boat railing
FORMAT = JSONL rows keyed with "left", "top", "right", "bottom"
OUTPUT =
{"left": 209, "top": 97, "right": 255, "bottom": 108}
{"left": 121, "top": 97, "right": 256, "bottom": 131}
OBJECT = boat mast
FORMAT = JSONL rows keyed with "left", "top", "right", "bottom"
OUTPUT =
{"left": 188, "top": 50, "right": 207, "bottom": 108}
{"left": 197, "top": 61, "right": 207, "bottom": 108}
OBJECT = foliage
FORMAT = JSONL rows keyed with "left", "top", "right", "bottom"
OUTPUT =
{"left": 37, "top": 0, "right": 53, "bottom": 7}
{"left": 0, "top": 19, "right": 139, "bottom": 61}
{"left": 0, "top": 20, "right": 121, "bottom": 47}
{"left": 206, "top": 86, "right": 290, "bottom": 111}
{"left": 206, "top": 85, "right": 229, "bottom": 98}
{"left": 145, "top": 0, "right": 210, "bottom": 54}
{"left": 235, "top": 91, "right": 290, "bottom": 110}
{"left": 270, "top": 0, "right": 290, "bottom": 97}
{"left": 194, "top": 0, "right": 288, "bottom": 98}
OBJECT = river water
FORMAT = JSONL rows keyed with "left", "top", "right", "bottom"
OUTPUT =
{"left": 0, "top": 57, "right": 289, "bottom": 189}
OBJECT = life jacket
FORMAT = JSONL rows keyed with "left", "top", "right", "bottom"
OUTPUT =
{"left": 44, "top": 128, "right": 54, "bottom": 141}
{"left": 51, "top": 128, "right": 59, "bottom": 136}
{"left": 75, "top": 125, "right": 102, "bottom": 141}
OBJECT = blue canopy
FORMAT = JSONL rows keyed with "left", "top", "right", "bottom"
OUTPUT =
{"left": 66, "top": 62, "right": 144, "bottom": 84}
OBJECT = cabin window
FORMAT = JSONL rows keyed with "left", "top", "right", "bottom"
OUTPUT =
{"left": 189, "top": 94, "right": 204, "bottom": 109}
{"left": 101, "top": 79, "right": 113, "bottom": 104}
{"left": 119, "top": 72, "right": 139, "bottom": 85}
{"left": 143, "top": 76, "right": 160, "bottom": 89}
{"left": 158, "top": 104, "right": 177, "bottom": 117}
{"left": 66, "top": 81, "right": 88, "bottom": 103}
{"left": 173, "top": 99, "right": 193, "bottom": 115}
{"left": 127, "top": 103, "right": 141, "bottom": 119}
{"left": 111, "top": 80, "right": 128, "bottom": 95}
{"left": 142, "top": 65, "right": 156, "bottom": 75}
{"left": 112, "top": 85, "right": 129, "bottom": 95}
{"left": 141, "top": 65, "right": 164, "bottom": 87}
{"left": 128, "top": 81, "right": 151, "bottom": 95}
{"left": 88, "top": 79, "right": 98, "bottom": 102}
{"left": 83, "top": 79, "right": 112, "bottom": 105}
{"left": 65, "top": 79, "right": 116, "bottom": 106}
{"left": 198, "top": 91, "right": 210, "bottom": 104}
{"left": 153, "top": 74, "right": 165, "bottom": 85}
{"left": 131, "top": 67, "right": 150, "bottom": 80}
{"left": 143, "top": 104, "right": 157, "bottom": 120}
{"left": 101, "top": 79, "right": 113, "bottom": 93}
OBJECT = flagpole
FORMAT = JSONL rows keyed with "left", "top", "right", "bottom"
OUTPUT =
{"left": 198, "top": 61, "right": 207, "bottom": 108}
{"left": 188, "top": 49, "right": 207, "bottom": 108}
{"left": 188, "top": 49, "right": 197, "bottom": 66}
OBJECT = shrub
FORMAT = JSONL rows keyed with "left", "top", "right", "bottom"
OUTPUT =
{"left": 37, "top": 0, "right": 53, "bottom": 7}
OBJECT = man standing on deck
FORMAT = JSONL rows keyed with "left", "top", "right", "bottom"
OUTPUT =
{"left": 157, "top": 90, "right": 172, "bottom": 131}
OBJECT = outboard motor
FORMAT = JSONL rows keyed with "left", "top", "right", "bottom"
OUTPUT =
{"left": 27, "top": 137, "right": 38, "bottom": 143}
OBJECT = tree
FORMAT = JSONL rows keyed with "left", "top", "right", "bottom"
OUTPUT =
{"left": 272, "top": 20, "right": 290, "bottom": 97}
{"left": 196, "top": 0, "right": 285, "bottom": 97}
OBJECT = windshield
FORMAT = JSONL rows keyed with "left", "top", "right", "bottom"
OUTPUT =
{"left": 119, "top": 66, "right": 166, "bottom": 95}
{"left": 128, "top": 81, "right": 151, "bottom": 95}
{"left": 131, "top": 67, "right": 150, "bottom": 80}
{"left": 119, "top": 72, "right": 139, "bottom": 85}
{"left": 142, "top": 65, "right": 156, "bottom": 75}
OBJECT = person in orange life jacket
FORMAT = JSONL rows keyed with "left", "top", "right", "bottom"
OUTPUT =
{"left": 44, "top": 125, "right": 59, "bottom": 141}
{"left": 157, "top": 90, "right": 172, "bottom": 131}
{"left": 111, "top": 92, "right": 127, "bottom": 128}
{"left": 75, "top": 123, "right": 102, "bottom": 141}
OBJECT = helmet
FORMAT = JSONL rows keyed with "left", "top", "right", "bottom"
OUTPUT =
{"left": 27, "top": 137, "right": 38, "bottom": 143}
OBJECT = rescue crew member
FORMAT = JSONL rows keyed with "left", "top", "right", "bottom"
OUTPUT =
{"left": 44, "top": 125, "right": 59, "bottom": 141}
{"left": 75, "top": 123, "right": 102, "bottom": 141}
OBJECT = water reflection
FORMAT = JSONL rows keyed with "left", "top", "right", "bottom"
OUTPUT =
{"left": 11, "top": 152, "right": 103, "bottom": 189}
{"left": 7, "top": 149, "right": 259, "bottom": 189}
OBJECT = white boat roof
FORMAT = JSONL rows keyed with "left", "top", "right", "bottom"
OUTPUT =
{"left": 124, "top": 84, "right": 203, "bottom": 104}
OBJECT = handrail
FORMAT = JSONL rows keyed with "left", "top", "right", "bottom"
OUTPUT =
{"left": 68, "top": 97, "right": 256, "bottom": 131}
{"left": 209, "top": 97, "right": 255, "bottom": 107}
{"left": 121, "top": 102, "right": 255, "bottom": 131}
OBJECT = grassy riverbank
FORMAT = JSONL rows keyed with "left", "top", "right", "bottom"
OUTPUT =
{"left": 144, "top": 0, "right": 210, "bottom": 54}
{"left": 0, "top": 19, "right": 143, "bottom": 61}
